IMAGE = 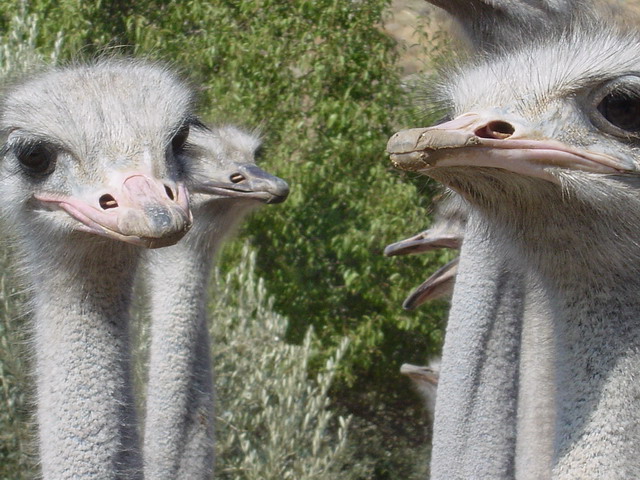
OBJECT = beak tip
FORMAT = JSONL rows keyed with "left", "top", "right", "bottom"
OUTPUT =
{"left": 265, "top": 180, "right": 290, "bottom": 204}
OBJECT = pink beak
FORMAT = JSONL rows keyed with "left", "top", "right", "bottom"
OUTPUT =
{"left": 35, "top": 173, "right": 192, "bottom": 248}
{"left": 387, "top": 113, "right": 634, "bottom": 182}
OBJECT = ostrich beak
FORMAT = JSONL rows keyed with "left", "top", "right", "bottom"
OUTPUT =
{"left": 193, "top": 163, "right": 290, "bottom": 204}
{"left": 387, "top": 113, "right": 635, "bottom": 182}
{"left": 400, "top": 363, "right": 439, "bottom": 386}
{"left": 385, "top": 229, "right": 462, "bottom": 257}
{"left": 402, "top": 257, "right": 459, "bottom": 310}
{"left": 35, "top": 174, "right": 192, "bottom": 249}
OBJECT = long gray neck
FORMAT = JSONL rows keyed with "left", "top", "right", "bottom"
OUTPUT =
{"left": 546, "top": 275, "right": 640, "bottom": 477}
{"left": 515, "top": 272, "right": 556, "bottom": 480}
{"left": 29, "top": 242, "right": 141, "bottom": 480}
{"left": 429, "top": 172, "right": 640, "bottom": 477}
{"left": 430, "top": 212, "right": 524, "bottom": 480}
{"left": 143, "top": 230, "right": 219, "bottom": 479}
{"left": 479, "top": 187, "right": 640, "bottom": 477}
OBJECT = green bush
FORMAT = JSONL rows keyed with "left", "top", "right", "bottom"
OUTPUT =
{"left": 211, "top": 245, "right": 353, "bottom": 480}
{"left": 0, "top": 250, "right": 35, "bottom": 480}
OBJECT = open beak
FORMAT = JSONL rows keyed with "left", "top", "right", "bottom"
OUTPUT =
{"left": 193, "top": 163, "right": 289, "bottom": 204}
{"left": 387, "top": 113, "right": 635, "bottom": 182}
{"left": 402, "top": 257, "right": 459, "bottom": 310}
{"left": 35, "top": 173, "right": 192, "bottom": 249}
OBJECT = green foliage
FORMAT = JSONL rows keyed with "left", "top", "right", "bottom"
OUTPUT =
{"left": 138, "top": 0, "right": 448, "bottom": 379}
{"left": 211, "top": 245, "right": 354, "bottom": 479}
{"left": 0, "top": 0, "right": 449, "bottom": 376}
{"left": 0, "top": 1, "right": 61, "bottom": 77}
{"left": 0, "top": 251, "right": 35, "bottom": 480}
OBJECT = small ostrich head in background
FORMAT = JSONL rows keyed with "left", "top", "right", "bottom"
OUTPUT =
{"left": 178, "top": 123, "right": 289, "bottom": 248}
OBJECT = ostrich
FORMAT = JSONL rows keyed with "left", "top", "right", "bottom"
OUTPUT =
{"left": 385, "top": 193, "right": 467, "bottom": 256}
{"left": 427, "top": 0, "right": 591, "bottom": 51}
{"left": 400, "top": 361, "right": 440, "bottom": 418}
{"left": 0, "top": 59, "right": 195, "bottom": 479}
{"left": 401, "top": 256, "right": 458, "bottom": 308}
{"left": 385, "top": 193, "right": 466, "bottom": 308}
{"left": 142, "top": 124, "right": 289, "bottom": 479}
{"left": 388, "top": 0, "right": 640, "bottom": 477}
{"left": 401, "top": 360, "right": 441, "bottom": 453}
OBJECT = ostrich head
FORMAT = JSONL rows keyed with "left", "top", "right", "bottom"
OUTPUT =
{"left": 180, "top": 124, "right": 289, "bottom": 241}
{"left": 385, "top": 193, "right": 466, "bottom": 309}
{"left": 0, "top": 59, "right": 194, "bottom": 255}
{"left": 384, "top": 192, "right": 467, "bottom": 257}
{"left": 402, "top": 257, "right": 459, "bottom": 310}
{"left": 401, "top": 361, "right": 440, "bottom": 415}
{"left": 388, "top": 10, "right": 640, "bottom": 279}
{"left": 428, "top": 0, "right": 593, "bottom": 50}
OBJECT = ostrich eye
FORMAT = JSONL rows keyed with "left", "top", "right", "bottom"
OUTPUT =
{"left": 171, "top": 124, "right": 190, "bottom": 155}
{"left": 14, "top": 141, "right": 56, "bottom": 175}
{"left": 597, "top": 92, "right": 640, "bottom": 132}
{"left": 591, "top": 76, "right": 640, "bottom": 137}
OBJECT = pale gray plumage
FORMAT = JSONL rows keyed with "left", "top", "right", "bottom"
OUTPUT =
{"left": 515, "top": 273, "right": 556, "bottom": 480}
{"left": 431, "top": 220, "right": 524, "bottom": 479}
{"left": 142, "top": 124, "right": 288, "bottom": 479}
{"left": 390, "top": 190, "right": 526, "bottom": 479}
{"left": 393, "top": 194, "right": 558, "bottom": 478}
{"left": 390, "top": 1, "right": 640, "bottom": 477}
{"left": 401, "top": 360, "right": 440, "bottom": 418}
{"left": 0, "top": 59, "right": 195, "bottom": 479}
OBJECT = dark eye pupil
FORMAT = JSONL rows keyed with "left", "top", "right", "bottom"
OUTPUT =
{"left": 597, "top": 92, "right": 640, "bottom": 132}
{"left": 16, "top": 143, "right": 54, "bottom": 174}
{"left": 172, "top": 125, "right": 190, "bottom": 154}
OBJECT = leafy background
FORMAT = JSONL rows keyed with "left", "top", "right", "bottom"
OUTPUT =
{"left": 0, "top": 1, "right": 458, "bottom": 478}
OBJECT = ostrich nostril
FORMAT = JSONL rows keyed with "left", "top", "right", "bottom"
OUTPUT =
{"left": 475, "top": 120, "right": 515, "bottom": 139}
{"left": 99, "top": 194, "right": 118, "bottom": 210}
{"left": 230, "top": 173, "right": 245, "bottom": 183}
{"left": 164, "top": 185, "right": 175, "bottom": 201}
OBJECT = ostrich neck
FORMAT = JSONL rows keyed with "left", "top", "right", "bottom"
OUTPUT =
{"left": 28, "top": 242, "right": 142, "bottom": 480}
{"left": 548, "top": 278, "right": 640, "bottom": 477}
{"left": 143, "top": 230, "right": 220, "bottom": 479}
{"left": 430, "top": 215, "right": 524, "bottom": 480}
{"left": 481, "top": 204, "right": 640, "bottom": 477}
{"left": 146, "top": 235, "right": 216, "bottom": 316}
{"left": 428, "top": 172, "right": 640, "bottom": 476}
